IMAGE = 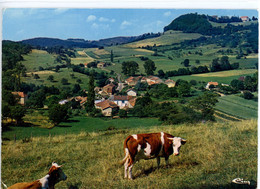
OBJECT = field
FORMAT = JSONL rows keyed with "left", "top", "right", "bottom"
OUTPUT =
{"left": 1, "top": 120, "right": 257, "bottom": 188}
{"left": 2, "top": 116, "right": 162, "bottom": 140}
{"left": 215, "top": 94, "right": 258, "bottom": 120}
{"left": 173, "top": 69, "right": 257, "bottom": 84}
{"left": 21, "top": 49, "right": 58, "bottom": 72}
{"left": 22, "top": 68, "right": 90, "bottom": 90}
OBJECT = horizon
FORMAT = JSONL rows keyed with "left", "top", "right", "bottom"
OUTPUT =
{"left": 2, "top": 8, "right": 258, "bottom": 42}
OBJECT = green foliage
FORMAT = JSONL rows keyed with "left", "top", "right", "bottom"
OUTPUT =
{"left": 10, "top": 105, "right": 27, "bottom": 124}
{"left": 85, "top": 74, "right": 95, "bottom": 113}
{"left": 164, "top": 13, "right": 212, "bottom": 35}
{"left": 243, "top": 91, "right": 254, "bottom": 100}
{"left": 189, "top": 91, "right": 218, "bottom": 121}
{"left": 118, "top": 109, "right": 127, "bottom": 118}
{"left": 121, "top": 61, "right": 139, "bottom": 76}
{"left": 48, "top": 104, "right": 69, "bottom": 126}
{"left": 143, "top": 59, "right": 156, "bottom": 75}
{"left": 27, "top": 89, "right": 46, "bottom": 108}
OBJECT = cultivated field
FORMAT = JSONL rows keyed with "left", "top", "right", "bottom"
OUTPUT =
{"left": 215, "top": 94, "right": 258, "bottom": 120}
{"left": 1, "top": 120, "right": 257, "bottom": 189}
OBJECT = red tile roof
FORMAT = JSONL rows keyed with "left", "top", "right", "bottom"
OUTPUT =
{"left": 96, "top": 100, "right": 118, "bottom": 110}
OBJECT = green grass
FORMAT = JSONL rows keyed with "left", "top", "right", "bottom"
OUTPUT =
{"left": 215, "top": 94, "right": 258, "bottom": 119}
{"left": 2, "top": 116, "right": 162, "bottom": 140}
{"left": 22, "top": 68, "right": 90, "bottom": 90}
{"left": 22, "top": 49, "right": 58, "bottom": 72}
{"left": 1, "top": 120, "right": 257, "bottom": 188}
{"left": 173, "top": 69, "right": 257, "bottom": 84}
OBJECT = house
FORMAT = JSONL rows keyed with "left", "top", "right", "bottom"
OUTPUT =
{"left": 59, "top": 99, "right": 69, "bottom": 105}
{"left": 84, "top": 63, "right": 88, "bottom": 68}
{"left": 127, "top": 89, "right": 137, "bottom": 96}
{"left": 211, "top": 15, "right": 219, "bottom": 20}
{"left": 102, "top": 83, "right": 116, "bottom": 95}
{"left": 164, "top": 79, "right": 176, "bottom": 88}
{"left": 144, "top": 76, "right": 163, "bottom": 86}
{"left": 109, "top": 95, "right": 137, "bottom": 109}
{"left": 11, "top": 92, "right": 28, "bottom": 105}
{"left": 95, "top": 100, "right": 118, "bottom": 116}
{"left": 125, "top": 76, "right": 142, "bottom": 86}
{"left": 97, "top": 62, "right": 106, "bottom": 68}
{"left": 74, "top": 96, "right": 88, "bottom": 106}
{"left": 240, "top": 16, "right": 249, "bottom": 22}
{"left": 206, "top": 82, "right": 219, "bottom": 90}
{"left": 128, "top": 96, "right": 137, "bottom": 108}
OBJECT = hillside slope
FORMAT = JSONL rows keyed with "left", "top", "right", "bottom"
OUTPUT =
{"left": 2, "top": 120, "right": 257, "bottom": 188}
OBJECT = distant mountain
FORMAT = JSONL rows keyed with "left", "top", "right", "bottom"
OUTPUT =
{"left": 20, "top": 37, "right": 98, "bottom": 48}
{"left": 20, "top": 33, "right": 161, "bottom": 48}
{"left": 164, "top": 13, "right": 213, "bottom": 35}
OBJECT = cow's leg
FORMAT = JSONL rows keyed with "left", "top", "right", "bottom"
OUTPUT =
{"left": 128, "top": 164, "right": 134, "bottom": 180}
{"left": 157, "top": 157, "right": 161, "bottom": 168}
{"left": 165, "top": 156, "right": 169, "bottom": 167}
{"left": 124, "top": 158, "right": 129, "bottom": 179}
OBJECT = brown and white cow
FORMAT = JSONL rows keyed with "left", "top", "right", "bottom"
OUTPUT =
{"left": 3, "top": 162, "right": 67, "bottom": 189}
{"left": 121, "top": 132, "right": 186, "bottom": 179}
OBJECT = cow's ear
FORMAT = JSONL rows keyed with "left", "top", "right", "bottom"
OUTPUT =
{"left": 181, "top": 139, "right": 187, "bottom": 145}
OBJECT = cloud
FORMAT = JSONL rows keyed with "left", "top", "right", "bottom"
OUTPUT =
{"left": 99, "top": 17, "right": 109, "bottom": 22}
{"left": 120, "top": 20, "right": 132, "bottom": 29}
{"left": 54, "top": 8, "right": 69, "bottom": 14}
{"left": 91, "top": 23, "right": 99, "bottom": 29}
{"left": 87, "top": 15, "right": 97, "bottom": 22}
{"left": 99, "top": 17, "right": 116, "bottom": 23}
{"left": 164, "top": 11, "right": 172, "bottom": 17}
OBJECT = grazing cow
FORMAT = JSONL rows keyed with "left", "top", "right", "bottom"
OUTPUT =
{"left": 121, "top": 132, "right": 186, "bottom": 179}
{"left": 3, "top": 162, "right": 67, "bottom": 189}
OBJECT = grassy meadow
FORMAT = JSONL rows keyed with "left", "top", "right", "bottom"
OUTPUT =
{"left": 1, "top": 120, "right": 257, "bottom": 189}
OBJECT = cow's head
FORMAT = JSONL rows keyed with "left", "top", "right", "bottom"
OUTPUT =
{"left": 49, "top": 162, "right": 67, "bottom": 184}
{"left": 168, "top": 137, "right": 186, "bottom": 156}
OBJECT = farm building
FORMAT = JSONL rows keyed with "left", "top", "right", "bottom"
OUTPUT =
{"left": 109, "top": 95, "right": 137, "bottom": 109}
{"left": 127, "top": 89, "right": 137, "bottom": 96}
{"left": 164, "top": 79, "right": 176, "bottom": 88}
{"left": 11, "top": 92, "right": 28, "bottom": 105}
{"left": 206, "top": 82, "right": 219, "bottom": 90}
{"left": 240, "top": 16, "right": 249, "bottom": 22}
{"left": 97, "top": 62, "right": 106, "bottom": 68}
{"left": 142, "top": 76, "right": 163, "bottom": 86}
{"left": 95, "top": 100, "right": 118, "bottom": 116}
{"left": 125, "top": 76, "right": 142, "bottom": 86}
{"left": 102, "top": 83, "right": 116, "bottom": 95}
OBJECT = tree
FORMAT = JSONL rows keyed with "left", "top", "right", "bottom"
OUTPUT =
{"left": 27, "top": 89, "right": 46, "bottom": 108}
{"left": 189, "top": 92, "right": 218, "bottom": 121}
{"left": 243, "top": 91, "right": 254, "bottom": 100}
{"left": 176, "top": 80, "right": 191, "bottom": 97}
{"left": 48, "top": 104, "right": 69, "bottom": 126}
{"left": 10, "top": 105, "right": 26, "bottom": 124}
{"left": 61, "top": 78, "right": 69, "bottom": 85}
{"left": 158, "top": 69, "right": 165, "bottom": 78}
{"left": 110, "top": 50, "right": 114, "bottom": 62}
{"left": 72, "top": 84, "right": 81, "bottom": 94}
{"left": 85, "top": 74, "right": 95, "bottom": 114}
{"left": 182, "top": 59, "right": 190, "bottom": 67}
{"left": 122, "top": 61, "right": 139, "bottom": 76}
{"left": 144, "top": 59, "right": 156, "bottom": 75}
{"left": 34, "top": 74, "right": 40, "bottom": 79}
{"left": 119, "top": 109, "right": 127, "bottom": 118}
{"left": 47, "top": 75, "right": 54, "bottom": 82}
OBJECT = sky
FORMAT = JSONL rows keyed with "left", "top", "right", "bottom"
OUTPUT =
{"left": 2, "top": 8, "right": 259, "bottom": 41}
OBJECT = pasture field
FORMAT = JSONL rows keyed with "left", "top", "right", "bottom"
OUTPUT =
{"left": 1, "top": 120, "right": 257, "bottom": 188}
{"left": 173, "top": 69, "right": 257, "bottom": 84}
{"left": 21, "top": 49, "right": 58, "bottom": 72}
{"left": 215, "top": 94, "right": 258, "bottom": 120}
{"left": 2, "top": 116, "right": 162, "bottom": 140}
{"left": 22, "top": 68, "right": 90, "bottom": 90}
{"left": 124, "top": 31, "right": 202, "bottom": 48}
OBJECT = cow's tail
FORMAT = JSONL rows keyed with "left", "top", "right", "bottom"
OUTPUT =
{"left": 1, "top": 182, "right": 8, "bottom": 189}
{"left": 119, "top": 136, "right": 132, "bottom": 166}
